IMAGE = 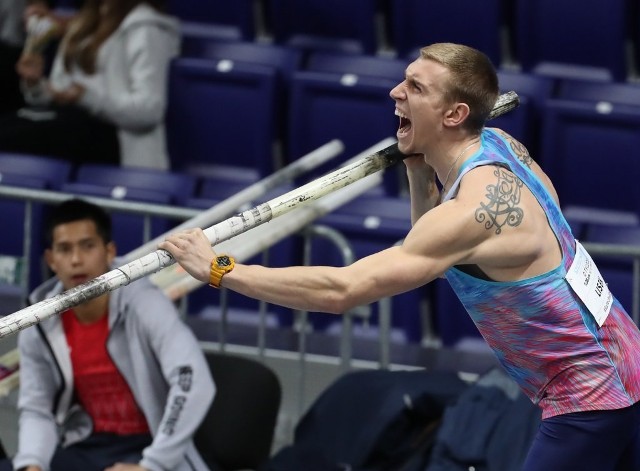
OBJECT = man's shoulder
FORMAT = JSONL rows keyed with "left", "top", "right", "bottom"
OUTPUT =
{"left": 117, "top": 279, "right": 178, "bottom": 318}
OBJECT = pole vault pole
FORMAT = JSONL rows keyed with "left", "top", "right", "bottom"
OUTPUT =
{"left": 154, "top": 137, "right": 398, "bottom": 298}
{"left": 0, "top": 91, "right": 519, "bottom": 339}
{"left": 124, "top": 139, "right": 345, "bottom": 262}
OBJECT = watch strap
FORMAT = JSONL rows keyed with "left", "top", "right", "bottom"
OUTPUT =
{"left": 209, "top": 255, "right": 235, "bottom": 288}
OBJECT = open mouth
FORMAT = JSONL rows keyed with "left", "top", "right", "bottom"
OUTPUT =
{"left": 395, "top": 109, "right": 412, "bottom": 136}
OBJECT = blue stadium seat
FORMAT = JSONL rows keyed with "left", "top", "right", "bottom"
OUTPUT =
{"left": 166, "top": 57, "right": 279, "bottom": 179}
{"left": 59, "top": 182, "right": 176, "bottom": 255}
{"left": 73, "top": 164, "right": 197, "bottom": 205}
{"left": 309, "top": 194, "right": 427, "bottom": 343}
{"left": 0, "top": 174, "right": 49, "bottom": 291}
{"left": 286, "top": 71, "right": 398, "bottom": 194}
{"left": 0, "top": 152, "right": 73, "bottom": 190}
{"left": 584, "top": 223, "right": 640, "bottom": 316}
{"left": 556, "top": 79, "right": 640, "bottom": 106}
{"left": 266, "top": 0, "right": 379, "bottom": 55}
{"left": 178, "top": 41, "right": 303, "bottom": 147}
{"left": 179, "top": 21, "right": 245, "bottom": 47}
{"left": 198, "top": 179, "right": 257, "bottom": 203}
{"left": 539, "top": 99, "right": 640, "bottom": 215}
{"left": 306, "top": 51, "right": 407, "bottom": 81}
{"left": 514, "top": 0, "right": 629, "bottom": 81}
{"left": 492, "top": 70, "right": 554, "bottom": 154}
{"left": 167, "top": 0, "right": 256, "bottom": 41}
{"left": 388, "top": 0, "right": 504, "bottom": 66}
{"left": 563, "top": 206, "right": 639, "bottom": 241}
{"left": 0, "top": 157, "right": 72, "bottom": 290}
{"left": 180, "top": 40, "right": 303, "bottom": 84}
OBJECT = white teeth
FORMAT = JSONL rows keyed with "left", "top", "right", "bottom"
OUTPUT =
{"left": 395, "top": 109, "right": 408, "bottom": 119}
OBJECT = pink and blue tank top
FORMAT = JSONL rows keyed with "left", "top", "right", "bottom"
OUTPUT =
{"left": 442, "top": 128, "right": 640, "bottom": 419}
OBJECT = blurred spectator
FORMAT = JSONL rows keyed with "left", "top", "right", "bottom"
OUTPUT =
{"left": 0, "top": 0, "right": 27, "bottom": 113}
{"left": 0, "top": 198, "right": 215, "bottom": 471}
{"left": 0, "top": 0, "right": 179, "bottom": 169}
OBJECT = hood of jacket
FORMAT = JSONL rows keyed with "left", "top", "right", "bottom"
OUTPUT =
{"left": 119, "top": 3, "right": 180, "bottom": 40}
{"left": 27, "top": 256, "right": 152, "bottom": 330}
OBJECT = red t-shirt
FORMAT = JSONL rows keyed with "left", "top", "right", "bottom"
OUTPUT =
{"left": 62, "top": 310, "right": 149, "bottom": 435}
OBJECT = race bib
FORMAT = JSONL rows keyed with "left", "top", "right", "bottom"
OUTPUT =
{"left": 565, "top": 240, "right": 613, "bottom": 327}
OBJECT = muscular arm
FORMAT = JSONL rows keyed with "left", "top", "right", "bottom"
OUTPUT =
{"left": 160, "top": 200, "right": 484, "bottom": 315}
{"left": 161, "top": 150, "right": 561, "bottom": 313}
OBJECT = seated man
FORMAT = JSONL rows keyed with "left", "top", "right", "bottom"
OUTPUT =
{"left": 0, "top": 198, "right": 215, "bottom": 471}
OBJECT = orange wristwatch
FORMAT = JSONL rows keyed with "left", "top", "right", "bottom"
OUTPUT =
{"left": 209, "top": 255, "right": 235, "bottom": 288}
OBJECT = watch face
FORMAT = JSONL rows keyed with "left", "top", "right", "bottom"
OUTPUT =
{"left": 217, "top": 255, "right": 232, "bottom": 267}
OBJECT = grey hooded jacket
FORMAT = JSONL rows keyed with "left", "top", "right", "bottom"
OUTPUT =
{"left": 13, "top": 271, "right": 215, "bottom": 471}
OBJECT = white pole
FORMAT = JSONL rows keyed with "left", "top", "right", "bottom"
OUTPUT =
{"left": 0, "top": 92, "right": 519, "bottom": 338}
{"left": 156, "top": 138, "right": 397, "bottom": 299}
{"left": 124, "top": 139, "right": 344, "bottom": 261}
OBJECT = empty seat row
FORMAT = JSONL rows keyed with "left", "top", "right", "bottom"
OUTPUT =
{"left": 50, "top": 0, "right": 640, "bottom": 83}
{"left": 166, "top": 0, "right": 640, "bottom": 83}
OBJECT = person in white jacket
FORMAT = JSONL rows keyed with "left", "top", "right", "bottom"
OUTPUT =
{"left": 0, "top": 0, "right": 179, "bottom": 169}
{"left": 0, "top": 198, "right": 215, "bottom": 471}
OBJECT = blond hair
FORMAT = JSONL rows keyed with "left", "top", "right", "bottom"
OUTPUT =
{"left": 420, "top": 43, "right": 499, "bottom": 132}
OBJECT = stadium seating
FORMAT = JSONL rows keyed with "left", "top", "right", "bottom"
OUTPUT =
{"left": 539, "top": 98, "right": 640, "bottom": 215}
{"left": 584, "top": 223, "right": 640, "bottom": 317}
{"left": 492, "top": 70, "right": 554, "bottom": 154}
{"left": 59, "top": 182, "right": 175, "bottom": 255}
{"left": 306, "top": 51, "right": 407, "bottom": 81}
{"left": 178, "top": 40, "right": 303, "bottom": 147}
{"left": 166, "top": 57, "right": 279, "bottom": 179}
{"left": 265, "top": 0, "right": 379, "bottom": 55}
{"left": 514, "top": 0, "right": 629, "bottom": 81}
{"left": 180, "top": 40, "right": 303, "bottom": 85}
{"left": 0, "top": 153, "right": 74, "bottom": 290}
{"left": 556, "top": 79, "right": 640, "bottom": 106}
{"left": 286, "top": 70, "right": 399, "bottom": 194}
{"left": 167, "top": 0, "right": 256, "bottom": 41}
{"left": 388, "top": 0, "right": 504, "bottom": 66}
{"left": 0, "top": 152, "right": 73, "bottom": 190}
{"left": 63, "top": 164, "right": 196, "bottom": 253}
{"left": 0, "top": 174, "right": 49, "bottom": 292}
{"left": 73, "top": 163, "right": 197, "bottom": 205}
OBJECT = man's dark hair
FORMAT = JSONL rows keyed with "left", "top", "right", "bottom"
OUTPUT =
{"left": 44, "top": 199, "right": 112, "bottom": 247}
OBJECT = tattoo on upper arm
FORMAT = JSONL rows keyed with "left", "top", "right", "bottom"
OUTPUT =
{"left": 508, "top": 138, "right": 532, "bottom": 168}
{"left": 496, "top": 129, "right": 533, "bottom": 167}
{"left": 475, "top": 168, "right": 524, "bottom": 234}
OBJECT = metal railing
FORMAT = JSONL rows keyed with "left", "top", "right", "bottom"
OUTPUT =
{"left": 1, "top": 184, "right": 639, "bottom": 355}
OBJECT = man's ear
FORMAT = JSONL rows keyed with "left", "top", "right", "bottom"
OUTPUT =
{"left": 443, "top": 102, "right": 470, "bottom": 128}
{"left": 44, "top": 248, "right": 56, "bottom": 274}
{"left": 106, "top": 241, "right": 117, "bottom": 265}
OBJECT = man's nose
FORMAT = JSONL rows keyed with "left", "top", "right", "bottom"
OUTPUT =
{"left": 389, "top": 81, "right": 405, "bottom": 100}
{"left": 70, "top": 246, "right": 83, "bottom": 263}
